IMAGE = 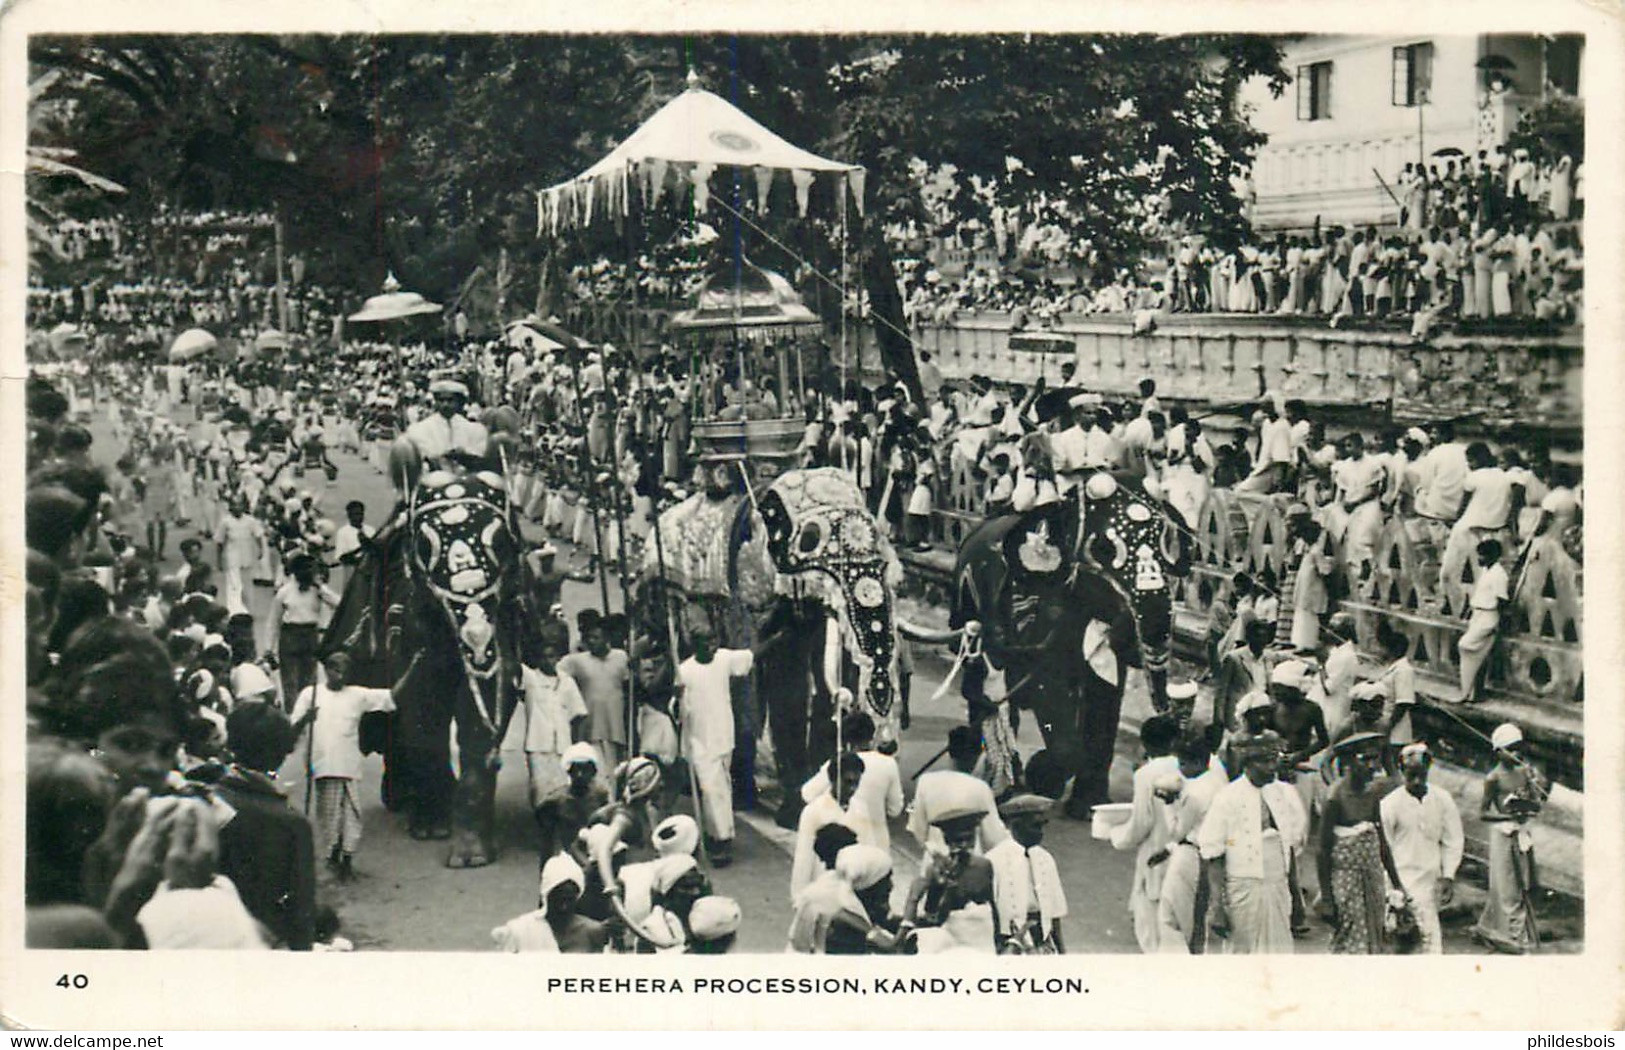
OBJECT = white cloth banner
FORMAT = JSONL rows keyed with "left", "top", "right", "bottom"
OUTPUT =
{"left": 792, "top": 169, "right": 814, "bottom": 217}
{"left": 650, "top": 159, "right": 670, "bottom": 209}
{"left": 754, "top": 166, "right": 774, "bottom": 213}
{"left": 693, "top": 162, "right": 716, "bottom": 214}
{"left": 848, "top": 169, "right": 867, "bottom": 217}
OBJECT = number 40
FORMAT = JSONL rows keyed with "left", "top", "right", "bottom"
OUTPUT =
{"left": 56, "top": 974, "right": 89, "bottom": 989}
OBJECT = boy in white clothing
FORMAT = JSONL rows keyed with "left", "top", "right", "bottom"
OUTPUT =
{"left": 290, "top": 652, "right": 395, "bottom": 880}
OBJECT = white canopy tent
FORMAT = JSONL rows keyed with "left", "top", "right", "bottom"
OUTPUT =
{"left": 538, "top": 72, "right": 865, "bottom": 234}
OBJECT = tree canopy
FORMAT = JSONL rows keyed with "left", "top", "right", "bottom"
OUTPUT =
{"left": 29, "top": 32, "right": 1288, "bottom": 383}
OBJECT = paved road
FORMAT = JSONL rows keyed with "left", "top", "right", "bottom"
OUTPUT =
{"left": 89, "top": 404, "right": 1558, "bottom": 954}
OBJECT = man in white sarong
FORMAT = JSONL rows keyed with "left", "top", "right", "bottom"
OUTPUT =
{"left": 1198, "top": 731, "right": 1307, "bottom": 954}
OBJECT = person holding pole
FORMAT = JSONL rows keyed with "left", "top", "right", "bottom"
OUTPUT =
{"left": 674, "top": 625, "right": 754, "bottom": 868}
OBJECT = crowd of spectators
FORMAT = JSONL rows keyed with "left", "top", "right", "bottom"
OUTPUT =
{"left": 895, "top": 147, "right": 1584, "bottom": 333}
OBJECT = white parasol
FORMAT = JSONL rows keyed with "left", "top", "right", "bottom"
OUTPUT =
{"left": 538, "top": 70, "right": 865, "bottom": 233}
{"left": 347, "top": 273, "right": 443, "bottom": 322}
{"left": 168, "top": 327, "right": 218, "bottom": 362}
{"left": 254, "top": 329, "right": 291, "bottom": 351}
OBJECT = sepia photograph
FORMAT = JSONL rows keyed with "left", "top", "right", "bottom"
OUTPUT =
{"left": 4, "top": 0, "right": 1619, "bottom": 1030}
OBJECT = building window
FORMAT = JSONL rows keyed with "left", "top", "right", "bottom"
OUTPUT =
{"left": 1296, "top": 61, "right": 1333, "bottom": 121}
{"left": 1392, "top": 42, "right": 1434, "bottom": 106}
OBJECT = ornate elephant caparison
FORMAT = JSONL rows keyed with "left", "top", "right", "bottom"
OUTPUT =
{"left": 903, "top": 470, "right": 1191, "bottom": 820}
{"left": 637, "top": 464, "right": 905, "bottom": 827}
{"left": 323, "top": 454, "right": 542, "bottom": 868}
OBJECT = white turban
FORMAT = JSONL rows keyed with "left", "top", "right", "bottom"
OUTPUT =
{"left": 539, "top": 852, "right": 585, "bottom": 902}
{"left": 687, "top": 896, "right": 742, "bottom": 940}
{"left": 1491, "top": 723, "right": 1524, "bottom": 751}
{"left": 652, "top": 854, "right": 699, "bottom": 896}
{"left": 559, "top": 741, "right": 602, "bottom": 773}
{"left": 653, "top": 814, "right": 700, "bottom": 858}
{"left": 835, "top": 844, "right": 893, "bottom": 891}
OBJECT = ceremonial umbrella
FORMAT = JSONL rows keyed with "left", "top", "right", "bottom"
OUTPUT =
{"left": 347, "top": 273, "right": 442, "bottom": 323}
{"left": 255, "top": 329, "right": 291, "bottom": 351}
{"left": 168, "top": 327, "right": 218, "bottom": 362}
{"left": 1431, "top": 146, "right": 1466, "bottom": 158}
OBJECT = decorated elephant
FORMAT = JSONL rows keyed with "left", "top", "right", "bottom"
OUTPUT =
{"left": 905, "top": 470, "right": 1191, "bottom": 819}
{"left": 322, "top": 460, "right": 541, "bottom": 867}
{"left": 637, "top": 464, "right": 904, "bottom": 826}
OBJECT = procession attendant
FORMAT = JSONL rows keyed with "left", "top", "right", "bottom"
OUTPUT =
{"left": 674, "top": 625, "right": 753, "bottom": 868}
{"left": 1457, "top": 538, "right": 1510, "bottom": 704}
{"left": 909, "top": 725, "right": 1010, "bottom": 855}
{"left": 1110, "top": 715, "right": 1182, "bottom": 952}
{"left": 987, "top": 794, "right": 1067, "bottom": 954}
{"left": 787, "top": 823, "right": 862, "bottom": 952}
{"left": 641, "top": 854, "right": 711, "bottom": 954}
{"left": 820, "top": 845, "right": 901, "bottom": 955}
{"left": 520, "top": 630, "right": 589, "bottom": 862}
{"left": 902, "top": 798, "right": 997, "bottom": 954}
{"left": 1474, "top": 723, "right": 1546, "bottom": 953}
{"left": 329, "top": 500, "right": 373, "bottom": 595}
{"left": 791, "top": 750, "right": 868, "bottom": 897}
{"left": 265, "top": 554, "right": 339, "bottom": 711}
{"left": 686, "top": 896, "right": 742, "bottom": 955}
{"left": 288, "top": 653, "right": 395, "bottom": 882}
{"left": 1165, "top": 678, "right": 1199, "bottom": 729}
{"left": 1380, "top": 743, "right": 1464, "bottom": 954}
{"left": 1159, "top": 731, "right": 1228, "bottom": 954}
{"left": 539, "top": 853, "right": 608, "bottom": 953}
{"left": 213, "top": 495, "right": 264, "bottom": 615}
{"left": 558, "top": 613, "right": 631, "bottom": 773}
{"left": 584, "top": 756, "right": 663, "bottom": 902}
{"left": 1197, "top": 731, "right": 1307, "bottom": 954}
{"left": 1318, "top": 733, "right": 1405, "bottom": 954}
{"left": 798, "top": 712, "right": 904, "bottom": 851}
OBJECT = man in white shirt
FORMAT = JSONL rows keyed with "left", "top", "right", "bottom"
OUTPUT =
{"left": 790, "top": 750, "right": 867, "bottom": 897}
{"left": 518, "top": 630, "right": 588, "bottom": 860}
{"left": 329, "top": 500, "right": 375, "bottom": 595}
{"left": 909, "top": 725, "right": 1009, "bottom": 855}
{"left": 1237, "top": 405, "right": 1293, "bottom": 493}
{"left": 1414, "top": 422, "right": 1470, "bottom": 523}
{"left": 1328, "top": 432, "right": 1386, "bottom": 579}
{"left": 289, "top": 653, "right": 396, "bottom": 879}
{"left": 213, "top": 495, "right": 265, "bottom": 615}
{"left": 403, "top": 379, "right": 490, "bottom": 472}
{"left": 799, "top": 712, "right": 904, "bottom": 850}
{"left": 1197, "top": 731, "right": 1308, "bottom": 954}
{"left": 1120, "top": 411, "right": 1165, "bottom": 484}
{"left": 1158, "top": 732, "right": 1228, "bottom": 953}
{"left": 1047, "top": 402, "right": 1093, "bottom": 495}
{"left": 675, "top": 626, "right": 754, "bottom": 867}
{"left": 1379, "top": 743, "right": 1464, "bottom": 953}
{"left": 1110, "top": 715, "right": 1182, "bottom": 952}
{"left": 1440, "top": 441, "right": 1521, "bottom": 595}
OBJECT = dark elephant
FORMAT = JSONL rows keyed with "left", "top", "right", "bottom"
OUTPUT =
{"left": 909, "top": 470, "right": 1190, "bottom": 818}
{"left": 322, "top": 465, "right": 538, "bottom": 867}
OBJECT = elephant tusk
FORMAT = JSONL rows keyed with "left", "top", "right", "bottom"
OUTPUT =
{"left": 895, "top": 618, "right": 962, "bottom": 644}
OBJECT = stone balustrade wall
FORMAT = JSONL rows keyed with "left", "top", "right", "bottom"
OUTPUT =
{"left": 927, "top": 460, "right": 1583, "bottom": 709}
{"left": 906, "top": 313, "right": 1582, "bottom": 430}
